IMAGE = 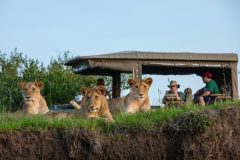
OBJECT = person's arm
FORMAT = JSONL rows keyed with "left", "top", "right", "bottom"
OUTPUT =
{"left": 176, "top": 95, "right": 181, "bottom": 100}
{"left": 201, "top": 90, "right": 211, "bottom": 97}
{"left": 172, "top": 91, "right": 181, "bottom": 100}
{"left": 196, "top": 88, "right": 204, "bottom": 95}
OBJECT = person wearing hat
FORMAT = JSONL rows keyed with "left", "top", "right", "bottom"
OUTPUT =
{"left": 198, "top": 71, "right": 220, "bottom": 106}
{"left": 163, "top": 80, "right": 185, "bottom": 104}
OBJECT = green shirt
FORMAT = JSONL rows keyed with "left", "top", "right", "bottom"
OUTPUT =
{"left": 205, "top": 80, "right": 220, "bottom": 94}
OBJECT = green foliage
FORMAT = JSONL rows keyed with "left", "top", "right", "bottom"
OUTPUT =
{"left": 208, "top": 100, "right": 240, "bottom": 110}
{"left": 0, "top": 49, "right": 25, "bottom": 111}
{"left": 0, "top": 101, "right": 238, "bottom": 132}
{"left": 0, "top": 49, "right": 133, "bottom": 111}
{"left": 181, "top": 113, "right": 211, "bottom": 134}
{"left": 0, "top": 49, "right": 97, "bottom": 111}
{"left": 100, "top": 105, "right": 202, "bottom": 132}
{"left": 44, "top": 52, "right": 96, "bottom": 105}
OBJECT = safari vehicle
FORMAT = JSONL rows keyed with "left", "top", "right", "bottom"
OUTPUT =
{"left": 65, "top": 51, "right": 238, "bottom": 106}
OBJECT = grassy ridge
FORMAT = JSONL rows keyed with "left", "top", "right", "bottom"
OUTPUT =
{"left": 0, "top": 101, "right": 240, "bottom": 132}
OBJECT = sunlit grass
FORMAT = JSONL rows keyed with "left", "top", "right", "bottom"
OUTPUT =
{"left": 0, "top": 113, "right": 105, "bottom": 131}
{"left": 0, "top": 100, "right": 239, "bottom": 132}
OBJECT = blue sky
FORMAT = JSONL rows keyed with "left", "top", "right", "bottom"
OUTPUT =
{"left": 0, "top": 0, "right": 239, "bottom": 105}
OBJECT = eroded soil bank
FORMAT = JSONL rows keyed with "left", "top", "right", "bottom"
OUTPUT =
{"left": 0, "top": 107, "right": 240, "bottom": 160}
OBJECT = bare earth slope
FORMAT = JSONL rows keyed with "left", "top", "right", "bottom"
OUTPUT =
{"left": 0, "top": 107, "right": 240, "bottom": 160}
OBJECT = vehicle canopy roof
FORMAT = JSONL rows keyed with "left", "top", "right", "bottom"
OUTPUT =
{"left": 65, "top": 51, "right": 238, "bottom": 98}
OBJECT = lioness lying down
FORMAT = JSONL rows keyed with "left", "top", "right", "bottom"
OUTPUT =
{"left": 19, "top": 81, "right": 49, "bottom": 114}
{"left": 109, "top": 77, "right": 153, "bottom": 114}
{"left": 80, "top": 86, "right": 113, "bottom": 122}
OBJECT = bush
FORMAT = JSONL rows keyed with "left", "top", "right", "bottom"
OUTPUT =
{"left": 0, "top": 49, "right": 96, "bottom": 111}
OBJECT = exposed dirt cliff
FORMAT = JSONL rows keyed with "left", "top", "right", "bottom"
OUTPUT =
{"left": 0, "top": 107, "right": 239, "bottom": 160}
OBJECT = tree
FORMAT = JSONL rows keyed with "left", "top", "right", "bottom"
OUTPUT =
{"left": 0, "top": 49, "right": 25, "bottom": 111}
{"left": 0, "top": 49, "right": 131, "bottom": 111}
{"left": 44, "top": 51, "right": 97, "bottom": 105}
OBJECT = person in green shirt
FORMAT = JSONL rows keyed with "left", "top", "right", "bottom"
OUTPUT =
{"left": 198, "top": 71, "right": 220, "bottom": 106}
{"left": 163, "top": 80, "right": 185, "bottom": 105}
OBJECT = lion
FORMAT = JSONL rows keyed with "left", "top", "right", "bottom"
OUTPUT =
{"left": 80, "top": 86, "right": 113, "bottom": 122}
{"left": 19, "top": 81, "right": 49, "bottom": 114}
{"left": 109, "top": 77, "right": 153, "bottom": 114}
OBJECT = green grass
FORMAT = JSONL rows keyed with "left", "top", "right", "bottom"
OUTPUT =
{"left": 0, "top": 100, "right": 239, "bottom": 132}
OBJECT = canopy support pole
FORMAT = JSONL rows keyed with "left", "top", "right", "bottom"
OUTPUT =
{"left": 231, "top": 63, "right": 239, "bottom": 99}
{"left": 112, "top": 72, "right": 121, "bottom": 98}
{"left": 133, "top": 60, "right": 142, "bottom": 79}
{"left": 137, "top": 60, "right": 142, "bottom": 79}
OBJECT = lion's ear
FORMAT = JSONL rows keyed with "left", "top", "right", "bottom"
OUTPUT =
{"left": 19, "top": 81, "right": 26, "bottom": 89}
{"left": 144, "top": 77, "right": 153, "bottom": 86}
{"left": 97, "top": 86, "right": 106, "bottom": 96}
{"left": 81, "top": 87, "right": 89, "bottom": 96}
{"left": 128, "top": 79, "right": 137, "bottom": 86}
{"left": 35, "top": 81, "right": 44, "bottom": 89}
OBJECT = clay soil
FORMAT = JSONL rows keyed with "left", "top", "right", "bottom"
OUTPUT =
{"left": 0, "top": 107, "right": 240, "bottom": 160}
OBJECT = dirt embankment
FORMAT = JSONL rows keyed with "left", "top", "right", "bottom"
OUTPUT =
{"left": 0, "top": 107, "right": 240, "bottom": 160}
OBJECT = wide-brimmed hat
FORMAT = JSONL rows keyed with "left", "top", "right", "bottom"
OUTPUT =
{"left": 168, "top": 80, "right": 180, "bottom": 88}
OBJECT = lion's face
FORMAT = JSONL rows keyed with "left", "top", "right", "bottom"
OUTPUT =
{"left": 19, "top": 81, "right": 44, "bottom": 103}
{"left": 128, "top": 77, "right": 153, "bottom": 100}
{"left": 81, "top": 86, "right": 106, "bottom": 113}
